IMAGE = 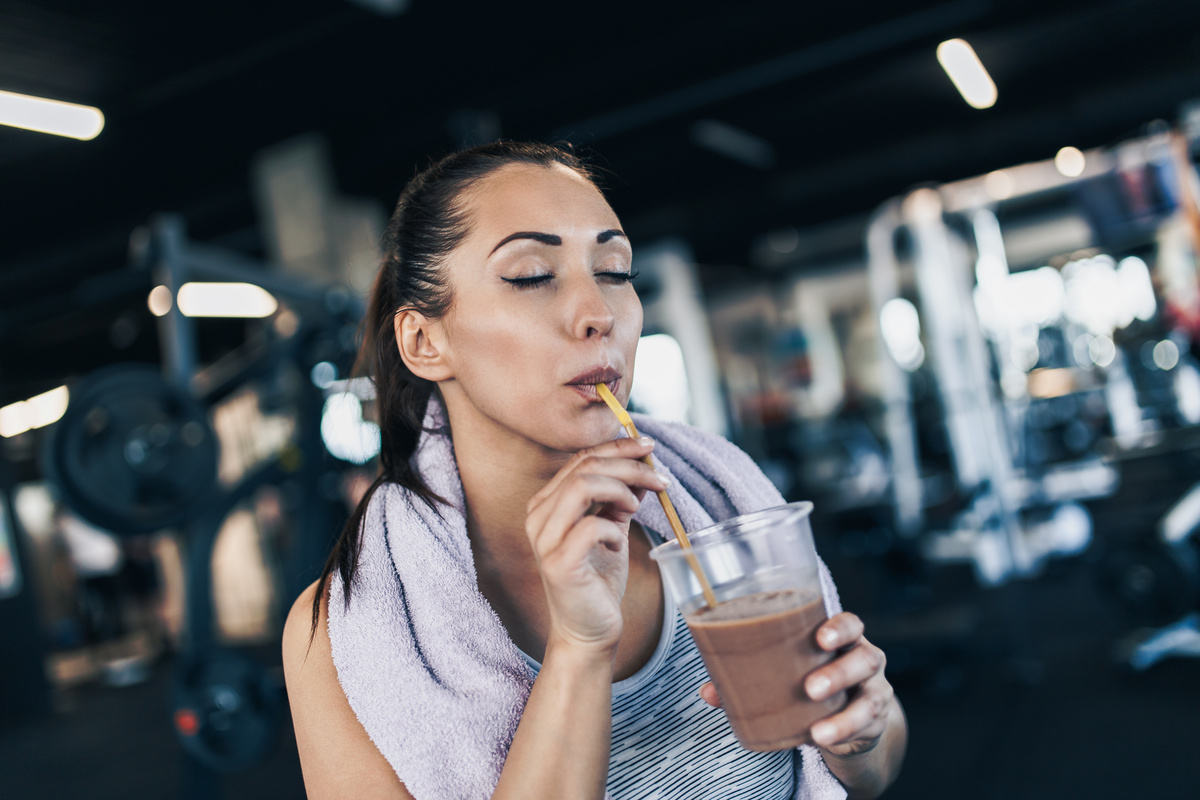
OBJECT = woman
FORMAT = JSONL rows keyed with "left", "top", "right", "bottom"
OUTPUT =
{"left": 282, "top": 142, "right": 907, "bottom": 799}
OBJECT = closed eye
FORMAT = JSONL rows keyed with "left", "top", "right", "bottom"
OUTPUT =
{"left": 501, "top": 274, "right": 553, "bottom": 290}
{"left": 597, "top": 269, "right": 639, "bottom": 284}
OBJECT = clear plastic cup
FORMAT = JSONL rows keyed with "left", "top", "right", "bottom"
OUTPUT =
{"left": 649, "top": 501, "right": 846, "bottom": 751}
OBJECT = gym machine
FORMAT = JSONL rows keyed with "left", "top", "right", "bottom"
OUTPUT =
{"left": 45, "top": 214, "right": 365, "bottom": 789}
{"left": 867, "top": 115, "right": 1200, "bottom": 666}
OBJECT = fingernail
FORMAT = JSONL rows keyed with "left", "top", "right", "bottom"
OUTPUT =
{"left": 808, "top": 675, "right": 831, "bottom": 700}
{"left": 812, "top": 723, "right": 836, "bottom": 744}
{"left": 656, "top": 472, "right": 671, "bottom": 487}
{"left": 819, "top": 628, "right": 839, "bottom": 648}
{"left": 637, "top": 437, "right": 655, "bottom": 448}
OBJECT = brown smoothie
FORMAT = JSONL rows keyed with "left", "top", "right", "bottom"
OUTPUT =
{"left": 686, "top": 589, "right": 846, "bottom": 752}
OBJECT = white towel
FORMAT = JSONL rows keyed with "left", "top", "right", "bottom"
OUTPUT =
{"left": 327, "top": 401, "right": 847, "bottom": 800}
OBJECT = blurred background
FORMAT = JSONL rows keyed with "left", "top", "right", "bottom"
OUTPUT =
{"left": 2, "top": 1, "right": 1199, "bottom": 797}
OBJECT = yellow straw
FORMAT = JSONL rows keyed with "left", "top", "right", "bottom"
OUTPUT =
{"left": 595, "top": 383, "right": 719, "bottom": 609}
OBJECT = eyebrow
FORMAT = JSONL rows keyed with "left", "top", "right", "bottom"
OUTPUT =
{"left": 489, "top": 229, "right": 627, "bottom": 255}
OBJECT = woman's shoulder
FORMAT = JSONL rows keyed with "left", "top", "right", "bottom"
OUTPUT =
{"left": 281, "top": 579, "right": 339, "bottom": 722}
{"left": 281, "top": 579, "right": 326, "bottom": 673}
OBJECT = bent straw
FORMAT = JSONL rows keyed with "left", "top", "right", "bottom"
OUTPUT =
{"left": 595, "top": 383, "right": 719, "bottom": 609}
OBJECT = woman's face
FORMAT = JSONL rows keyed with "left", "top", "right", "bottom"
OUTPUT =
{"left": 433, "top": 163, "right": 643, "bottom": 453}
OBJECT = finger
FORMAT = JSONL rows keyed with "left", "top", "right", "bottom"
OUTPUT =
{"left": 530, "top": 437, "right": 655, "bottom": 509}
{"left": 541, "top": 515, "right": 628, "bottom": 575}
{"left": 527, "top": 445, "right": 662, "bottom": 522}
{"left": 805, "top": 642, "right": 886, "bottom": 701}
{"left": 528, "top": 457, "right": 668, "bottom": 537}
{"left": 532, "top": 477, "right": 640, "bottom": 558}
{"left": 815, "top": 612, "right": 865, "bottom": 651}
{"left": 809, "top": 678, "right": 894, "bottom": 747}
{"left": 698, "top": 682, "right": 723, "bottom": 708}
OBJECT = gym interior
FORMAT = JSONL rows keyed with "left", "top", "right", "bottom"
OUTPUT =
{"left": 2, "top": 2, "right": 1199, "bottom": 798}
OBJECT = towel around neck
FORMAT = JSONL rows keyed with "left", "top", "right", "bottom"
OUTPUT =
{"left": 327, "top": 400, "right": 847, "bottom": 800}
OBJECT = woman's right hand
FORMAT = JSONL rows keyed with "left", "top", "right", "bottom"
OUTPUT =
{"left": 524, "top": 436, "right": 669, "bottom": 655}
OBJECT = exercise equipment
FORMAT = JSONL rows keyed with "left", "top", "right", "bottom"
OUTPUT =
{"left": 1102, "top": 540, "right": 1200, "bottom": 625}
{"left": 45, "top": 365, "right": 218, "bottom": 535}
{"left": 172, "top": 649, "right": 281, "bottom": 773}
{"left": 45, "top": 214, "right": 363, "bottom": 790}
{"left": 1105, "top": 479, "right": 1200, "bottom": 630}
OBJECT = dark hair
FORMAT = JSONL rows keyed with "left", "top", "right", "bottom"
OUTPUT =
{"left": 310, "top": 141, "right": 599, "bottom": 640}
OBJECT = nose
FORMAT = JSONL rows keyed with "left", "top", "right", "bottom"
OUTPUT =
{"left": 567, "top": 274, "right": 616, "bottom": 340}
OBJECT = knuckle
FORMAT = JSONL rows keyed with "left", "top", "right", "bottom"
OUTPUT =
{"left": 539, "top": 548, "right": 565, "bottom": 574}
{"left": 867, "top": 687, "right": 886, "bottom": 717}
{"left": 574, "top": 515, "right": 603, "bottom": 537}
{"left": 568, "top": 471, "right": 597, "bottom": 493}
{"left": 880, "top": 683, "right": 895, "bottom": 712}
{"left": 851, "top": 698, "right": 873, "bottom": 729}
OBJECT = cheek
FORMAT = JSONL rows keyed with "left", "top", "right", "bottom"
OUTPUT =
{"left": 619, "top": 292, "right": 644, "bottom": 351}
{"left": 446, "top": 295, "right": 555, "bottom": 386}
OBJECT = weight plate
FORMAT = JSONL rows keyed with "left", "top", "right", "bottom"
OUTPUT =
{"left": 1102, "top": 541, "right": 1200, "bottom": 626}
{"left": 45, "top": 364, "right": 219, "bottom": 535}
{"left": 172, "top": 649, "right": 281, "bottom": 774}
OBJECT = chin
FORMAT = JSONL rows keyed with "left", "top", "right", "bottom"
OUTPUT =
{"left": 545, "top": 408, "right": 625, "bottom": 453}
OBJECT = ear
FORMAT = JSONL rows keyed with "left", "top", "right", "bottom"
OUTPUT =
{"left": 394, "top": 308, "right": 454, "bottom": 382}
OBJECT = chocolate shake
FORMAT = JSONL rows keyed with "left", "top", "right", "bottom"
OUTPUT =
{"left": 686, "top": 589, "right": 846, "bottom": 752}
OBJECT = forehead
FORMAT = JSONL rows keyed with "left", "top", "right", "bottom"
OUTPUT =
{"left": 460, "top": 163, "right": 619, "bottom": 235}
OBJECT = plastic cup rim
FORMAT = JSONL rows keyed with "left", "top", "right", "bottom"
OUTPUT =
{"left": 648, "top": 500, "right": 814, "bottom": 561}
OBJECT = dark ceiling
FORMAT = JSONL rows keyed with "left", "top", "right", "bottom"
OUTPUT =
{"left": 2, "top": 0, "right": 1199, "bottom": 404}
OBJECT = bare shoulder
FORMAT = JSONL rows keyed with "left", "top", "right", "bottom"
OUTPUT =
{"left": 282, "top": 579, "right": 414, "bottom": 800}
{"left": 281, "top": 579, "right": 330, "bottom": 678}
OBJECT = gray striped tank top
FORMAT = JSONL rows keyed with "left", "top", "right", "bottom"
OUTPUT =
{"left": 516, "top": 531, "right": 796, "bottom": 799}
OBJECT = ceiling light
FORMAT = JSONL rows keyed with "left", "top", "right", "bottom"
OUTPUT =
{"left": 0, "top": 89, "right": 104, "bottom": 140}
{"left": 1055, "top": 146, "right": 1086, "bottom": 178}
{"left": 148, "top": 285, "right": 173, "bottom": 317}
{"left": 0, "top": 386, "right": 69, "bottom": 438}
{"left": 936, "top": 39, "right": 997, "bottom": 110}
{"left": 690, "top": 119, "right": 776, "bottom": 169}
{"left": 175, "top": 283, "right": 279, "bottom": 318}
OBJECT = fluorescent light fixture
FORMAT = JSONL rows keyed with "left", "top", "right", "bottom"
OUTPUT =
{"left": 151, "top": 282, "right": 279, "bottom": 318}
{"left": 936, "top": 39, "right": 997, "bottom": 110}
{"left": 1055, "top": 146, "right": 1086, "bottom": 178}
{"left": 691, "top": 119, "right": 777, "bottom": 169}
{"left": 0, "top": 386, "right": 69, "bottom": 438}
{"left": 0, "top": 89, "right": 104, "bottom": 140}
{"left": 344, "top": 0, "right": 410, "bottom": 16}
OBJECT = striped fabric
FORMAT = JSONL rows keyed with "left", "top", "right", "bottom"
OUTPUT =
{"left": 517, "top": 595, "right": 796, "bottom": 800}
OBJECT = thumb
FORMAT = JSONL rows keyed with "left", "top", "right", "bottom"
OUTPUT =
{"left": 698, "top": 681, "right": 723, "bottom": 708}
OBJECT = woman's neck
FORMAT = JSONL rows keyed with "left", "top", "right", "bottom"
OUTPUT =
{"left": 443, "top": 400, "right": 572, "bottom": 575}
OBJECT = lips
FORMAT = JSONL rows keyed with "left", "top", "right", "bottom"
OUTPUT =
{"left": 567, "top": 366, "right": 622, "bottom": 401}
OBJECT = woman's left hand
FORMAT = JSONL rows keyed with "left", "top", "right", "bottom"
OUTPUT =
{"left": 698, "top": 611, "right": 894, "bottom": 756}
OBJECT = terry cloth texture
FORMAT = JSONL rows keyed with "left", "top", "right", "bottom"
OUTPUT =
{"left": 327, "top": 401, "right": 848, "bottom": 800}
